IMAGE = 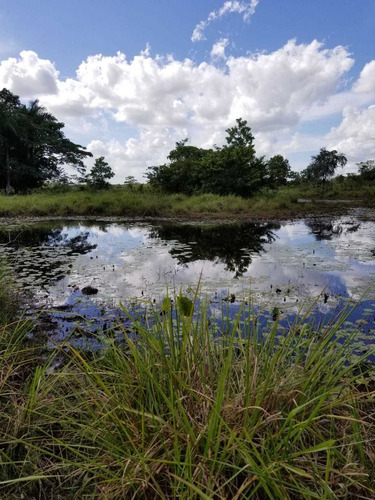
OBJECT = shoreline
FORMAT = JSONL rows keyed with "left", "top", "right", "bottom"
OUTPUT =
{"left": 0, "top": 201, "right": 372, "bottom": 225}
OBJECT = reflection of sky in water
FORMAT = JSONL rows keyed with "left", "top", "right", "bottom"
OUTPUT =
{"left": 0, "top": 210, "right": 374, "bottom": 317}
{"left": 66, "top": 224, "right": 148, "bottom": 259}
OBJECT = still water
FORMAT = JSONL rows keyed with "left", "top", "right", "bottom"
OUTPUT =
{"left": 0, "top": 208, "right": 374, "bottom": 348}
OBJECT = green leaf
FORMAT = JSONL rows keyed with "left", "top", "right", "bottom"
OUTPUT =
{"left": 162, "top": 297, "right": 171, "bottom": 312}
{"left": 177, "top": 296, "right": 193, "bottom": 317}
{"left": 291, "top": 439, "right": 336, "bottom": 458}
{"left": 281, "top": 464, "right": 313, "bottom": 479}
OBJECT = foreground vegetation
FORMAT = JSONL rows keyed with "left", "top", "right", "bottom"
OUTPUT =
{"left": 1, "top": 269, "right": 374, "bottom": 498}
{"left": 0, "top": 179, "right": 374, "bottom": 220}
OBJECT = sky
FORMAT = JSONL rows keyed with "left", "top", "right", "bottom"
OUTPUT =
{"left": 0, "top": 0, "right": 374, "bottom": 182}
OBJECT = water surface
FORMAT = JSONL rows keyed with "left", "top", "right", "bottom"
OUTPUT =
{"left": 1, "top": 209, "right": 374, "bottom": 349}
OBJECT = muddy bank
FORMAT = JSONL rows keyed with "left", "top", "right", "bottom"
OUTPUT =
{"left": 0, "top": 201, "right": 371, "bottom": 226}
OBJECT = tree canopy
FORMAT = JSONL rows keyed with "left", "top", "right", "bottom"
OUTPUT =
{"left": 0, "top": 88, "right": 92, "bottom": 193}
{"left": 83, "top": 156, "right": 114, "bottom": 189}
{"left": 301, "top": 148, "right": 347, "bottom": 185}
{"left": 266, "top": 155, "right": 292, "bottom": 188}
{"left": 357, "top": 159, "right": 375, "bottom": 181}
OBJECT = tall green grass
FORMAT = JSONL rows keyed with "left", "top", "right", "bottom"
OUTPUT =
{"left": 1, "top": 288, "right": 374, "bottom": 498}
{"left": 0, "top": 180, "right": 373, "bottom": 219}
{"left": 0, "top": 264, "right": 41, "bottom": 489}
{"left": 285, "top": 181, "right": 375, "bottom": 203}
{"left": 0, "top": 186, "right": 320, "bottom": 219}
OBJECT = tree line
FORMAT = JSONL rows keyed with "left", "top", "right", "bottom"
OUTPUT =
{"left": 146, "top": 119, "right": 294, "bottom": 197}
{"left": 1, "top": 88, "right": 374, "bottom": 195}
{"left": 145, "top": 119, "right": 375, "bottom": 196}
{"left": 147, "top": 120, "right": 373, "bottom": 196}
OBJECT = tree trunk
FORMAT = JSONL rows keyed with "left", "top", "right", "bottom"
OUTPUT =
{"left": 5, "top": 147, "right": 11, "bottom": 195}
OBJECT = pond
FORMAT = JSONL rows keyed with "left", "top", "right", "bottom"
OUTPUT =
{"left": 0, "top": 208, "right": 375, "bottom": 351}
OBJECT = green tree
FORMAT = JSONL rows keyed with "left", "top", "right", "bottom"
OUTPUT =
{"left": 85, "top": 156, "right": 114, "bottom": 189}
{"left": 358, "top": 159, "right": 375, "bottom": 181}
{"left": 0, "top": 88, "right": 92, "bottom": 193}
{"left": 301, "top": 148, "right": 347, "bottom": 185}
{"left": 147, "top": 139, "right": 210, "bottom": 194}
{"left": 203, "top": 118, "right": 266, "bottom": 197}
{"left": 266, "top": 155, "right": 292, "bottom": 188}
{"left": 124, "top": 175, "right": 137, "bottom": 189}
{"left": 224, "top": 118, "right": 256, "bottom": 152}
{"left": 288, "top": 171, "right": 302, "bottom": 184}
{"left": 0, "top": 89, "right": 23, "bottom": 194}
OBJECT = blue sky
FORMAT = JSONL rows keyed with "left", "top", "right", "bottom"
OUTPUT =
{"left": 0, "top": 0, "right": 374, "bottom": 180}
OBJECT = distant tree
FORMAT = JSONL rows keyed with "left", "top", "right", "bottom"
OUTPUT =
{"left": 224, "top": 118, "right": 256, "bottom": 152}
{"left": 147, "top": 139, "right": 210, "bottom": 194}
{"left": 200, "top": 147, "right": 266, "bottom": 197}
{"left": 84, "top": 156, "right": 114, "bottom": 189}
{"left": 167, "top": 138, "right": 206, "bottom": 162}
{"left": 301, "top": 148, "right": 347, "bottom": 185}
{"left": 335, "top": 174, "right": 346, "bottom": 183}
{"left": 210, "top": 118, "right": 266, "bottom": 197}
{"left": 358, "top": 159, "right": 375, "bottom": 181}
{"left": 0, "top": 88, "right": 92, "bottom": 193}
{"left": 266, "top": 155, "right": 292, "bottom": 188}
{"left": 124, "top": 175, "right": 137, "bottom": 189}
{"left": 288, "top": 171, "right": 302, "bottom": 184}
{"left": 198, "top": 118, "right": 266, "bottom": 197}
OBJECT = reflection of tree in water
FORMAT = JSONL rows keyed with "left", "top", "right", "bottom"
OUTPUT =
{"left": 45, "top": 229, "right": 97, "bottom": 254}
{"left": 306, "top": 218, "right": 362, "bottom": 241}
{"left": 0, "top": 225, "right": 97, "bottom": 254}
{"left": 149, "top": 222, "right": 280, "bottom": 278}
{"left": 0, "top": 224, "right": 97, "bottom": 286}
{"left": 305, "top": 219, "right": 343, "bottom": 241}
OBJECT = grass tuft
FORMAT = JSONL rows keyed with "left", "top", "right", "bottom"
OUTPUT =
{"left": 0, "top": 283, "right": 374, "bottom": 498}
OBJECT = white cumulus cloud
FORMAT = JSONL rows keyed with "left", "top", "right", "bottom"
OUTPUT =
{"left": 211, "top": 38, "right": 229, "bottom": 59}
{"left": 0, "top": 50, "right": 58, "bottom": 97}
{"left": 327, "top": 105, "right": 375, "bottom": 161}
{"left": 0, "top": 40, "right": 354, "bottom": 133}
{"left": 191, "top": 1, "right": 259, "bottom": 42}
{"left": 86, "top": 127, "right": 186, "bottom": 182}
{"left": 353, "top": 60, "right": 375, "bottom": 94}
